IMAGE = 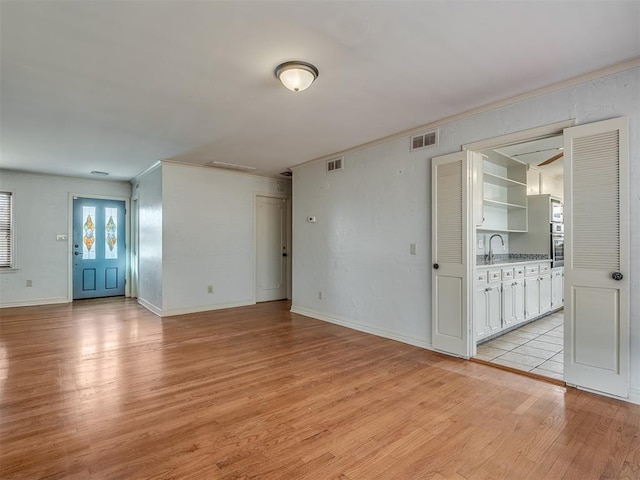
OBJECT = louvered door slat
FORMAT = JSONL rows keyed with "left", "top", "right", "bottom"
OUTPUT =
{"left": 571, "top": 130, "right": 620, "bottom": 270}
{"left": 435, "top": 161, "right": 463, "bottom": 263}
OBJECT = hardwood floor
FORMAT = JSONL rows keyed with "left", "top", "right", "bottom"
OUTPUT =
{"left": 1, "top": 299, "right": 638, "bottom": 479}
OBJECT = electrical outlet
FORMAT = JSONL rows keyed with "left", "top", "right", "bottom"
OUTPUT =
{"left": 410, "top": 243, "right": 417, "bottom": 255}
{"left": 207, "top": 285, "right": 214, "bottom": 294}
{"left": 318, "top": 291, "right": 323, "bottom": 300}
{"left": 478, "top": 237, "right": 484, "bottom": 250}
{"left": 26, "top": 280, "right": 32, "bottom": 287}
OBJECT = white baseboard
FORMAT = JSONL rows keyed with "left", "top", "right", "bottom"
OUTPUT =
{"left": 290, "top": 305, "right": 432, "bottom": 350}
{"left": 138, "top": 298, "right": 163, "bottom": 316}
{"left": 138, "top": 299, "right": 255, "bottom": 317}
{"left": 628, "top": 387, "right": 640, "bottom": 405}
{"left": 0, "top": 297, "right": 69, "bottom": 308}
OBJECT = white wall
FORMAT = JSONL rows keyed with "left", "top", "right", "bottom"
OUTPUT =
{"left": 0, "top": 170, "right": 131, "bottom": 307}
{"left": 137, "top": 162, "right": 290, "bottom": 316}
{"left": 136, "top": 165, "right": 163, "bottom": 313}
{"left": 291, "top": 68, "right": 640, "bottom": 395}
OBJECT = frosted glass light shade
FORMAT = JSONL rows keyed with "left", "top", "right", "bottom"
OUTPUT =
{"left": 275, "top": 61, "right": 318, "bottom": 92}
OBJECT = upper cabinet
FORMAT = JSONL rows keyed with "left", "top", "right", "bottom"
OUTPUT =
{"left": 478, "top": 151, "right": 528, "bottom": 232}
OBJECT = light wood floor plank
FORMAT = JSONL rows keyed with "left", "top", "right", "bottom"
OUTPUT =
{"left": 1, "top": 298, "right": 639, "bottom": 479}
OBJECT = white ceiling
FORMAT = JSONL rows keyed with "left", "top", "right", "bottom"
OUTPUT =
{"left": 1, "top": 1, "right": 638, "bottom": 181}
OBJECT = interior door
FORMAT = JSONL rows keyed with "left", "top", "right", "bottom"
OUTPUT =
{"left": 431, "top": 150, "right": 479, "bottom": 357}
{"left": 73, "top": 197, "right": 126, "bottom": 299}
{"left": 256, "top": 195, "right": 287, "bottom": 302}
{"left": 563, "top": 117, "right": 629, "bottom": 398}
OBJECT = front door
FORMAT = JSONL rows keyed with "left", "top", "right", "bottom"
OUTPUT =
{"left": 73, "top": 197, "right": 126, "bottom": 299}
{"left": 563, "top": 117, "right": 630, "bottom": 398}
{"left": 256, "top": 195, "right": 287, "bottom": 302}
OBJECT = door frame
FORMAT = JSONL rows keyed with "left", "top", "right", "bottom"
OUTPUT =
{"left": 460, "top": 119, "right": 575, "bottom": 358}
{"left": 253, "top": 191, "right": 291, "bottom": 303}
{"left": 67, "top": 193, "right": 131, "bottom": 302}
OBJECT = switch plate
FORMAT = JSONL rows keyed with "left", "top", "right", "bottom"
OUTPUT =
{"left": 56, "top": 234, "right": 68, "bottom": 241}
{"left": 477, "top": 237, "right": 484, "bottom": 249}
{"left": 410, "top": 243, "right": 417, "bottom": 255}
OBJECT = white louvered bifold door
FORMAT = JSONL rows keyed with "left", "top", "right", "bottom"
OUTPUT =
{"left": 564, "top": 117, "right": 629, "bottom": 398}
{"left": 431, "top": 151, "right": 476, "bottom": 358}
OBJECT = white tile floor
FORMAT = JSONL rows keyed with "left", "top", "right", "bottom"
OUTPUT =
{"left": 474, "top": 310, "right": 564, "bottom": 381}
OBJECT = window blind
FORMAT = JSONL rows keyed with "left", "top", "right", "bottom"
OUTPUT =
{"left": 0, "top": 192, "right": 12, "bottom": 268}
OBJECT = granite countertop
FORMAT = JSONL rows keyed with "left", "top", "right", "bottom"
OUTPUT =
{"left": 476, "top": 254, "right": 550, "bottom": 267}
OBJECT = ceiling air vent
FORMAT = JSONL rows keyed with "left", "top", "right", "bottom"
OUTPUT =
{"left": 208, "top": 161, "right": 257, "bottom": 172}
{"left": 410, "top": 129, "right": 438, "bottom": 151}
{"left": 327, "top": 157, "right": 344, "bottom": 173}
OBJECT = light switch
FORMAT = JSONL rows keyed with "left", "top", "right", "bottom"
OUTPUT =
{"left": 410, "top": 243, "right": 417, "bottom": 255}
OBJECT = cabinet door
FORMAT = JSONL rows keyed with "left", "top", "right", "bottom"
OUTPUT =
{"left": 551, "top": 269, "right": 563, "bottom": 309}
{"left": 513, "top": 279, "right": 526, "bottom": 324}
{"left": 539, "top": 274, "right": 552, "bottom": 314}
{"left": 502, "top": 282, "right": 516, "bottom": 328}
{"left": 475, "top": 284, "right": 489, "bottom": 339}
{"left": 525, "top": 277, "right": 540, "bottom": 319}
{"left": 487, "top": 285, "right": 502, "bottom": 335}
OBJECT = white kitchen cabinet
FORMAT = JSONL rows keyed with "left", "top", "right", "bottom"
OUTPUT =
{"left": 551, "top": 267, "right": 564, "bottom": 310}
{"left": 479, "top": 151, "right": 528, "bottom": 232}
{"left": 525, "top": 265, "right": 541, "bottom": 320}
{"left": 503, "top": 278, "right": 525, "bottom": 328}
{"left": 525, "top": 276, "right": 540, "bottom": 320}
{"left": 475, "top": 261, "right": 552, "bottom": 343}
{"left": 475, "top": 270, "right": 502, "bottom": 340}
{"left": 539, "top": 272, "right": 552, "bottom": 315}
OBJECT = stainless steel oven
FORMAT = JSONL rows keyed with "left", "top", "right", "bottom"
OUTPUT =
{"left": 551, "top": 200, "right": 563, "bottom": 224}
{"left": 551, "top": 233, "right": 564, "bottom": 267}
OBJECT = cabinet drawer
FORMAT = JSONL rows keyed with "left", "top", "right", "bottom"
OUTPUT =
{"left": 488, "top": 269, "right": 502, "bottom": 283}
{"left": 525, "top": 265, "right": 539, "bottom": 277}
{"left": 513, "top": 266, "right": 525, "bottom": 279}
{"left": 539, "top": 263, "right": 551, "bottom": 275}
{"left": 501, "top": 268, "right": 514, "bottom": 281}
{"left": 476, "top": 271, "right": 488, "bottom": 283}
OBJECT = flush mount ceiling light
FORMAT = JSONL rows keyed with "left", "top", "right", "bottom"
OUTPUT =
{"left": 274, "top": 61, "right": 319, "bottom": 92}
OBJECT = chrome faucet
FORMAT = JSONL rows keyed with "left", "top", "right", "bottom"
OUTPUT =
{"left": 488, "top": 234, "right": 504, "bottom": 263}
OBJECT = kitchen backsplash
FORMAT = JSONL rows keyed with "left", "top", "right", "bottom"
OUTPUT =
{"left": 476, "top": 253, "right": 551, "bottom": 266}
{"left": 476, "top": 232, "right": 509, "bottom": 257}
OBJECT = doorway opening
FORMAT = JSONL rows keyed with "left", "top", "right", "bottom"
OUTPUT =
{"left": 472, "top": 134, "right": 565, "bottom": 381}
{"left": 255, "top": 194, "right": 291, "bottom": 303}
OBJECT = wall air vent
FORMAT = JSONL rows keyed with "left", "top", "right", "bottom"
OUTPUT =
{"left": 410, "top": 129, "right": 438, "bottom": 151}
{"left": 208, "top": 161, "right": 257, "bottom": 172}
{"left": 327, "top": 157, "right": 344, "bottom": 173}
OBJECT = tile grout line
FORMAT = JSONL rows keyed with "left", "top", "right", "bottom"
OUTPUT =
{"left": 477, "top": 312, "right": 565, "bottom": 378}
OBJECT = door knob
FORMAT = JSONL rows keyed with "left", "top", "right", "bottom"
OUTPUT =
{"left": 74, "top": 252, "right": 82, "bottom": 256}
{"left": 612, "top": 272, "right": 623, "bottom": 281}
{"left": 433, "top": 263, "right": 439, "bottom": 269}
